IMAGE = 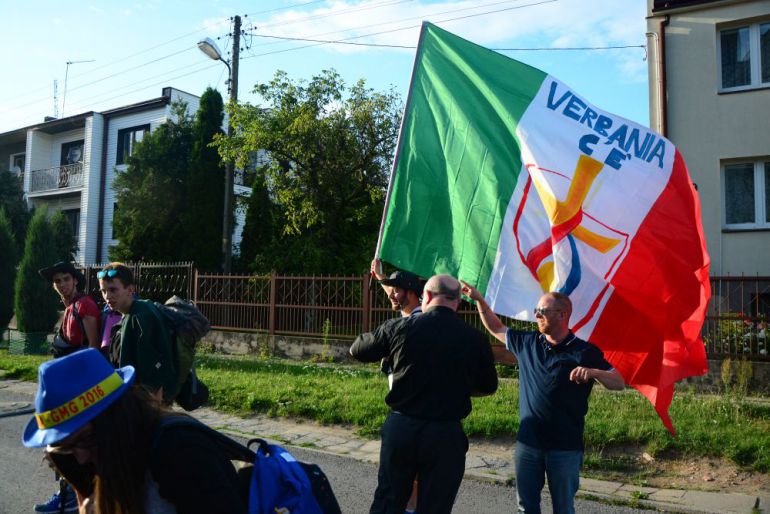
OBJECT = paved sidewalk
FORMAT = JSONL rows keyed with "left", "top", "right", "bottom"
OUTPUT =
{"left": 1, "top": 377, "right": 765, "bottom": 513}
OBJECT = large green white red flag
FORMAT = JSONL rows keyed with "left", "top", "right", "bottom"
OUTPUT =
{"left": 377, "top": 23, "right": 710, "bottom": 433}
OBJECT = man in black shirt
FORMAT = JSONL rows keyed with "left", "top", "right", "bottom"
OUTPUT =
{"left": 350, "top": 274, "right": 498, "bottom": 514}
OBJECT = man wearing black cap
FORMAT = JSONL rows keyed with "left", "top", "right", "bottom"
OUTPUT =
{"left": 371, "top": 259, "right": 425, "bottom": 318}
{"left": 39, "top": 262, "right": 100, "bottom": 357}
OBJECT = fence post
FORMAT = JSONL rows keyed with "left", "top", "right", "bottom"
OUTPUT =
{"left": 269, "top": 271, "right": 276, "bottom": 336}
{"left": 187, "top": 262, "right": 193, "bottom": 300}
{"left": 193, "top": 268, "right": 199, "bottom": 303}
{"left": 362, "top": 273, "right": 370, "bottom": 333}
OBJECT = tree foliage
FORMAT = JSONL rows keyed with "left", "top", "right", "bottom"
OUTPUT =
{"left": 236, "top": 169, "right": 275, "bottom": 272}
{"left": 109, "top": 93, "right": 228, "bottom": 268}
{"left": 180, "top": 88, "right": 226, "bottom": 270}
{"left": 217, "top": 69, "right": 402, "bottom": 274}
{"left": 0, "top": 170, "right": 31, "bottom": 256}
{"left": 110, "top": 101, "right": 193, "bottom": 262}
{"left": 49, "top": 210, "right": 77, "bottom": 263}
{"left": 0, "top": 209, "right": 16, "bottom": 328}
{"left": 14, "top": 209, "right": 60, "bottom": 333}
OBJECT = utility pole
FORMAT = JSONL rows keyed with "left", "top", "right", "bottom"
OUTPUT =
{"left": 221, "top": 15, "right": 240, "bottom": 273}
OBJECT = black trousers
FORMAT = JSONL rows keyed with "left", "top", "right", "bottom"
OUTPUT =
{"left": 370, "top": 412, "right": 468, "bottom": 514}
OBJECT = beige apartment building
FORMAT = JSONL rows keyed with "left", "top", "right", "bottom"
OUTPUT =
{"left": 646, "top": 0, "right": 770, "bottom": 276}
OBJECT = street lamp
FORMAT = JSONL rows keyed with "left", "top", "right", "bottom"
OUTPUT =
{"left": 197, "top": 16, "right": 240, "bottom": 273}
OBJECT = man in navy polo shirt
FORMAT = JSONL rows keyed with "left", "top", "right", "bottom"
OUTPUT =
{"left": 461, "top": 283, "right": 624, "bottom": 514}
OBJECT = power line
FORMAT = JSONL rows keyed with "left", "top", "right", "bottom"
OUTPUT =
{"left": 254, "top": 33, "right": 646, "bottom": 53}
{"left": 241, "top": 0, "right": 559, "bottom": 60}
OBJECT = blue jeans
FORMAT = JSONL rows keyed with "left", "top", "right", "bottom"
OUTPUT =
{"left": 514, "top": 441, "right": 582, "bottom": 514}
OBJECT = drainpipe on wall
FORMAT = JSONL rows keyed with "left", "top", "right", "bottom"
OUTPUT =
{"left": 659, "top": 15, "right": 670, "bottom": 138}
{"left": 95, "top": 114, "right": 110, "bottom": 265}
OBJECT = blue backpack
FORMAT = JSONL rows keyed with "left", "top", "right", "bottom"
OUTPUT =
{"left": 155, "top": 417, "right": 341, "bottom": 514}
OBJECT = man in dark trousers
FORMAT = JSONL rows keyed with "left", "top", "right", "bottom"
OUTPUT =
{"left": 350, "top": 274, "right": 498, "bottom": 514}
{"left": 461, "top": 282, "right": 624, "bottom": 514}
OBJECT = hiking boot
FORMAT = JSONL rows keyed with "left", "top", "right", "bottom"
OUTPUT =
{"left": 33, "top": 490, "right": 78, "bottom": 513}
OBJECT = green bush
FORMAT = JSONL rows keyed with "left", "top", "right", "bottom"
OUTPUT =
{"left": 14, "top": 209, "right": 60, "bottom": 333}
{"left": 0, "top": 209, "right": 16, "bottom": 328}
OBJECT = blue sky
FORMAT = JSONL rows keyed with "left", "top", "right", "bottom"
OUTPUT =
{"left": 0, "top": 0, "right": 649, "bottom": 134}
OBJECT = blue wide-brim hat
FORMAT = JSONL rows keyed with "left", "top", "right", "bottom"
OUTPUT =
{"left": 22, "top": 349, "right": 135, "bottom": 448}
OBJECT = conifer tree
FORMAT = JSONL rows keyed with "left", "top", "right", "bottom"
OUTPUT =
{"left": 237, "top": 169, "right": 276, "bottom": 272}
{"left": 0, "top": 170, "right": 31, "bottom": 256}
{"left": 49, "top": 210, "right": 77, "bottom": 263}
{"left": 182, "top": 87, "right": 226, "bottom": 270}
{"left": 0, "top": 209, "right": 16, "bottom": 329}
{"left": 14, "top": 209, "right": 60, "bottom": 333}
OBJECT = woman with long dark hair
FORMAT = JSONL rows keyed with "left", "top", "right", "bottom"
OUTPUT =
{"left": 22, "top": 349, "right": 246, "bottom": 514}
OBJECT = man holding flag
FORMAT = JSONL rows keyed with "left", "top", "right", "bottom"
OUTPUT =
{"left": 462, "top": 282, "right": 623, "bottom": 513}
{"left": 376, "top": 22, "right": 709, "bottom": 437}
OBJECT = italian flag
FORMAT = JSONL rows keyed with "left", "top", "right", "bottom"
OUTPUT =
{"left": 377, "top": 23, "right": 710, "bottom": 434}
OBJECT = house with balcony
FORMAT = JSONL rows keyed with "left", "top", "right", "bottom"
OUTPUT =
{"left": 0, "top": 87, "right": 250, "bottom": 265}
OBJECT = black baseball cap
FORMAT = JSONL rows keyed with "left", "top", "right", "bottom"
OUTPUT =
{"left": 38, "top": 261, "right": 86, "bottom": 291}
{"left": 381, "top": 270, "right": 425, "bottom": 296}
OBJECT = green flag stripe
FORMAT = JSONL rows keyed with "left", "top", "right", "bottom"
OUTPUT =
{"left": 380, "top": 23, "right": 546, "bottom": 291}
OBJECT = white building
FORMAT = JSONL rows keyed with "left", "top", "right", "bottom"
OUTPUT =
{"left": 646, "top": 0, "right": 770, "bottom": 276}
{"left": 0, "top": 87, "right": 248, "bottom": 265}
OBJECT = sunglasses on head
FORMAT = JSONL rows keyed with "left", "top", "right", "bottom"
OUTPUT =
{"left": 97, "top": 269, "right": 119, "bottom": 280}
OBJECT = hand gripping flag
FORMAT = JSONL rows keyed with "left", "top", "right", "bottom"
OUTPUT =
{"left": 377, "top": 23, "right": 710, "bottom": 434}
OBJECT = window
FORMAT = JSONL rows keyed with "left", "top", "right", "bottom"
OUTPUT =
{"left": 719, "top": 21, "right": 770, "bottom": 91}
{"left": 723, "top": 160, "right": 770, "bottom": 229}
{"left": 61, "top": 140, "right": 84, "bottom": 166}
{"left": 9, "top": 153, "right": 24, "bottom": 175}
{"left": 116, "top": 124, "right": 150, "bottom": 165}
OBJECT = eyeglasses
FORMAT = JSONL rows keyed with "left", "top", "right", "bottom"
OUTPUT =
{"left": 97, "top": 269, "right": 119, "bottom": 280}
{"left": 46, "top": 430, "right": 97, "bottom": 455}
{"left": 534, "top": 307, "right": 562, "bottom": 317}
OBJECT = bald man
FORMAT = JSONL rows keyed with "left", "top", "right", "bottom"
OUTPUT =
{"left": 351, "top": 275, "right": 498, "bottom": 514}
{"left": 461, "top": 283, "right": 624, "bottom": 514}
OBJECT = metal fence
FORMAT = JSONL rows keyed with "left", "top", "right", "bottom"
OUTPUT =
{"left": 194, "top": 272, "right": 534, "bottom": 339}
{"left": 703, "top": 276, "right": 769, "bottom": 358}
{"left": 76, "top": 266, "right": 767, "bottom": 359}
{"left": 194, "top": 272, "right": 769, "bottom": 359}
{"left": 80, "top": 262, "right": 193, "bottom": 306}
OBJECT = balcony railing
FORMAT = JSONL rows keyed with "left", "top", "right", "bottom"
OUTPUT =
{"left": 29, "top": 162, "right": 85, "bottom": 193}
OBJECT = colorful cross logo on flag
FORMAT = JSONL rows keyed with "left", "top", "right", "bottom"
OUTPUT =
{"left": 377, "top": 22, "right": 710, "bottom": 434}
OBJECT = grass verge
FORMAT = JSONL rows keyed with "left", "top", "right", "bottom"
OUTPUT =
{"left": 2, "top": 350, "right": 768, "bottom": 472}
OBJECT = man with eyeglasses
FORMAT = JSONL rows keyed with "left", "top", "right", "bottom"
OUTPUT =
{"left": 351, "top": 275, "right": 498, "bottom": 514}
{"left": 461, "top": 283, "right": 624, "bottom": 514}
{"left": 97, "top": 263, "right": 177, "bottom": 404}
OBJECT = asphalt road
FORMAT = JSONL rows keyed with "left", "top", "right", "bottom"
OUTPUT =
{"left": 0, "top": 385, "right": 647, "bottom": 513}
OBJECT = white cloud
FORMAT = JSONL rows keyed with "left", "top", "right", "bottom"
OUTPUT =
{"left": 248, "top": 0, "right": 646, "bottom": 74}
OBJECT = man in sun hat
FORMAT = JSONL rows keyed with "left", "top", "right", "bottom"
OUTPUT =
{"left": 23, "top": 348, "right": 134, "bottom": 513}
{"left": 39, "top": 261, "right": 100, "bottom": 357}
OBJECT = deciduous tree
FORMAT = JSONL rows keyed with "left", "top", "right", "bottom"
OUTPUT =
{"left": 217, "top": 69, "right": 402, "bottom": 274}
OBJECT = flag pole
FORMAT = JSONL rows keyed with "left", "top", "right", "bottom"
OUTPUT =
{"left": 373, "top": 22, "right": 430, "bottom": 264}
